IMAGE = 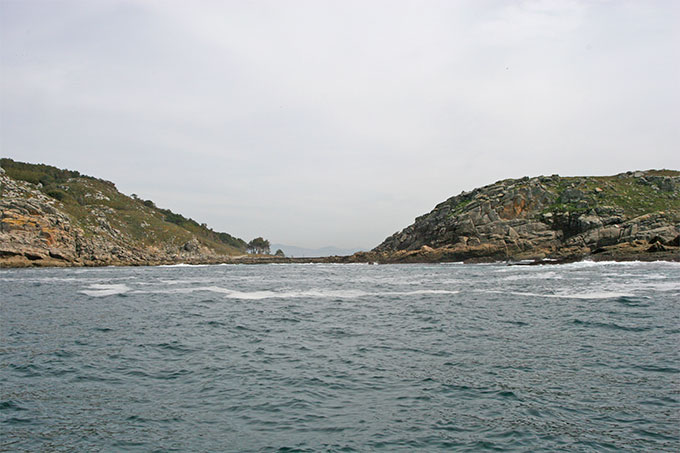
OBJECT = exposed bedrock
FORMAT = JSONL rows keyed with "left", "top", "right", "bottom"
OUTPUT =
{"left": 365, "top": 171, "right": 680, "bottom": 263}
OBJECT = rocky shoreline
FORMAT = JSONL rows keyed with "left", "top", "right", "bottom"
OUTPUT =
{"left": 0, "top": 248, "right": 680, "bottom": 268}
{"left": 346, "top": 244, "right": 680, "bottom": 265}
{"left": 2, "top": 165, "right": 679, "bottom": 268}
{"left": 2, "top": 244, "right": 678, "bottom": 268}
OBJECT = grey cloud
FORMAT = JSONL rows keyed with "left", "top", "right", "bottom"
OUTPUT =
{"left": 2, "top": 0, "right": 678, "bottom": 249}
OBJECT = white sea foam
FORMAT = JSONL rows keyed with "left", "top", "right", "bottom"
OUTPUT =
{"left": 80, "top": 284, "right": 131, "bottom": 297}
{"left": 157, "top": 278, "right": 214, "bottom": 285}
{"left": 502, "top": 271, "right": 560, "bottom": 281}
{"left": 479, "top": 289, "right": 635, "bottom": 300}
{"left": 132, "top": 285, "right": 233, "bottom": 295}
{"left": 388, "top": 289, "right": 459, "bottom": 296}
{"left": 75, "top": 266, "right": 133, "bottom": 272}
{"left": 225, "top": 290, "right": 289, "bottom": 300}
{"left": 561, "top": 260, "right": 680, "bottom": 269}
{"left": 223, "top": 288, "right": 459, "bottom": 300}
{"left": 556, "top": 291, "right": 636, "bottom": 299}
{"left": 132, "top": 287, "right": 370, "bottom": 299}
{"left": 562, "top": 260, "right": 611, "bottom": 268}
{"left": 225, "top": 288, "right": 369, "bottom": 300}
{"left": 617, "top": 281, "right": 680, "bottom": 292}
{"left": 128, "top": 285, "right": 459, "bottom": 300}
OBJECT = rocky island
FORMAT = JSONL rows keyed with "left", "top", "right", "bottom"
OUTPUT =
{"left": 1, "top": 159, "right": 679, "bottom": 267}
{"left": 354, "top": 170, "right": 680, "bottom": 263}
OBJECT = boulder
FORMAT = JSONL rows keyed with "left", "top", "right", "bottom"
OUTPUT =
{"left": 647, "top": 241, "right": 667, "bottom": 253}
{"left": 182, "top": 239, "right": 201, "bottom": 252}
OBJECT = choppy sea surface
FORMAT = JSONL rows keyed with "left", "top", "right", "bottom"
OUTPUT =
{"left": 1, "top": 261, "right": 679, "bottom": 452}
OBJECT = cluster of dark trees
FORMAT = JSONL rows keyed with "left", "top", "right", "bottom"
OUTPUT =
{"left": 247, "top": 237, "right": 270, "bottom": 254}
{"left": 245, "top": 238, "right": 284, "bottom": 256}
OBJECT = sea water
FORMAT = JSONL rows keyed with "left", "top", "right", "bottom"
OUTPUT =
{"left": 1, "top": 261, "right": 679, "bottom": 451}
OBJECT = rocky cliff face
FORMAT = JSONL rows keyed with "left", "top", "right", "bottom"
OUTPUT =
{"left": 364, "top": 170, "right": 680, "bottom": 263}
{"left": 0, "top": 162, "right": 246, "bottom": 267}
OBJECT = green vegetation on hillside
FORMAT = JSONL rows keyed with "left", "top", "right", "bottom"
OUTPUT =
{"left": 1, "top": 158, "right": 247, "bottom": 254}
{"left": 1, "top": 158, "right": 83, "bottom": 185}
{"left": 541, "top": 171, "right": 680, "bottom": 219}
{"left": 437, "top": 170, "right": 680, "bottom": 223}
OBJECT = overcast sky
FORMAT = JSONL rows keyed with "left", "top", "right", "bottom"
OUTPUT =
{"left": 1, "top": 0, "right": 678, "bottom": 249}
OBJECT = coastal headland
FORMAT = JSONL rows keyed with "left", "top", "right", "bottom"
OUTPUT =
{"left": 357, "top": 170, "right": 680, "bottom": 264}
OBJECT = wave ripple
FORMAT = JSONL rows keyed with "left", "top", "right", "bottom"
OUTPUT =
{"left": 1, "top": 261, "right": 679, "bottom": 451}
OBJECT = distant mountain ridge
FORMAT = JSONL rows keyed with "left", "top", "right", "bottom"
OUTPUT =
{"left": 271, "top": 244, "right": 362, "bottom": 258}
{"left": 357, "top": 170, "right": 680, "bottom": 263}
{"left": 0, "top": 158, "right": 247, "bottom": 267}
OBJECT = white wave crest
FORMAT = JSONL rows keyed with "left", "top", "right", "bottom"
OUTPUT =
{"left": 224, "top": 288, "right": 459, "bottom": 300}
{"left": 388, "top": 289, "right": 459, "bottom": 296}
{"left": 482, "top": 289, "right": 635, "bottom": 299}
{"left": 557, "top": 291, "right": 636, "bottom": 299}
{"left": 129, "top": 286, "right": 459, "bottom": 300}
{"left": 502, "top": 271, "right": 560, "bottom": 281}
{"left": 80, "top": 284, "right": 131, "bottom": 297}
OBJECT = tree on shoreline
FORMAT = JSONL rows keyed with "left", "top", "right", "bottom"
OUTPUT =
{"left": 247, "top": 237, "right": 270, "bottom": 254}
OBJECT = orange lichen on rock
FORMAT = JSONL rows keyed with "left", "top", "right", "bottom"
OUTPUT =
{"left": 499, "top": 197, "right": 528, "bottom": 219}
{"left": 1, "top": 214, "right": 41, "bottom": 230}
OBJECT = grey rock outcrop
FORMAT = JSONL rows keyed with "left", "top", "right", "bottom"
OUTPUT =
{"left": 367, "top": 170, "right": 680, "bottom": 263}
